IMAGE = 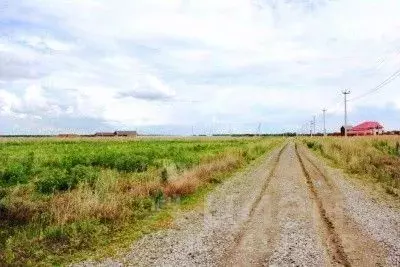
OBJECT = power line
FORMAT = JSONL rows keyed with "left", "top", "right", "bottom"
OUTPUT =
{"left": 348, "top": 45, "right": 400, "bottom": 101}
{"left": 298, "top": 46, "right": 400, "bottom": 135}
{"left": 372, "top": 46, "right": 400, "bottom": 71}
{"left": 350, "top": 67, "right": 400, "bottom": 101}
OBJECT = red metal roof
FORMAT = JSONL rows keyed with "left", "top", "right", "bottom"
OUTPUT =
{"left": 351, "top": 121, "right": 383, "bottom": 131}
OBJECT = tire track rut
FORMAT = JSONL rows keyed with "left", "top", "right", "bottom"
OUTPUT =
{"left": 233, "top": 143, "right": 287, "bottom": 246}
{"left": 227, "top": 142, "right": 327, "bottom": 266}
{"left": 297, "top": 144, "right": 394, "bottom": 266}
{"left": 295, "top": 143, "right": 351, "bottom": 267}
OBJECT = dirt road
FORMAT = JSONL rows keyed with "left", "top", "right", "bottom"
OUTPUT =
{"left": 78, "top": 142, "right": 400, "bottom": 267}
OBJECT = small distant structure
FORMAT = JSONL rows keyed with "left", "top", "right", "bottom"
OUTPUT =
{"left": 115, "top": 131, "right": 137, "bottom": 137}
{"left": 57, "top": 134, "right": 79, "bottom": 138}
{"left": 386, "top": 130, "right": 400, "bottom": 135}
{"left": 347, "top": 121, "right": 384, "bottom": 136}
{"left": 340, "top": 125, "right": 353, "bottom": 136}
{"left": 94, "top": 131, "right": 138, "bottom": 137}
{"left": 95, "top": 132, "right": 115, "bottom": 137}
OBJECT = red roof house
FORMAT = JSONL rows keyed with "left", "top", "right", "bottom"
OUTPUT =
{"left": 348, "top": 121, "right": 384, "bottom": 136}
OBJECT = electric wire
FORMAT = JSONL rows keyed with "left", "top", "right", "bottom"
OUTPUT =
{"left": 350, "top": 67, "right": 400, "bottom": 101}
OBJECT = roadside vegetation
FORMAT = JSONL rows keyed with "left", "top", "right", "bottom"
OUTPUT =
{"left": 0, "top": 137, "right": 282, "bottom": 266}
{"left": 303, "top": 136, "right": 400, "bottom": 197}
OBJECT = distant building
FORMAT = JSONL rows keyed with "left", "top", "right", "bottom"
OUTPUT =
{"left": 57, "top": 134, "right": 79, "bottom": 138}
{"left": 340, "top": 125, "right": 353, "bottom": 136}
{"left": 95, "top": 132, "right": 115, "bottom": 137}
{"left": 347, "top": 121, "right": 384, "bottom": 136}
{"left": 386, "top": 130, "right": 400, "bottom": 135}
{"left": 114, "top": 131, "right": 137, "bottom": 137}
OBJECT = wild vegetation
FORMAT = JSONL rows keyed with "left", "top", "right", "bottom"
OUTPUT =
{"left": 0, "top": 137, "right": 282, "bottom": 266}
{"left": 303, "top": 136, "right": 400, "bottom": 197}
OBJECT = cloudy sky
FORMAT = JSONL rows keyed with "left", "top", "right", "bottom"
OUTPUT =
{"left": 1, "top": 0, "right": 400, "bottom": 135}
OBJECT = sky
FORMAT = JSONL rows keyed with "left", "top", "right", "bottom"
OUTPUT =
{"left": 1, "top": 0, "right": 400, "bottom": 135}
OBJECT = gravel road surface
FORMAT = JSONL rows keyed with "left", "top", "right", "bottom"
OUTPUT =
{"left": 76, "top": 142, "right": 400, "bottom": 267}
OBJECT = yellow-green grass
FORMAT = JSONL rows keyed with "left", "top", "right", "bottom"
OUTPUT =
{"left": 0, "top": 137, "right": 283, "bottom": 266}
{"left": 302, "top": 136, "right": 400, "bottom": 198}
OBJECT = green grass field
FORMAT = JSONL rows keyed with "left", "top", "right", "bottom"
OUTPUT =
{"left": 0, "top": 137, "right": 282, "bottom": 266}
{"left": 303, "top": 136, "right": 400, "bottom": 197}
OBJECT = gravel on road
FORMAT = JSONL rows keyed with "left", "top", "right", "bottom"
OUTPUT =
{"left": 75, "top": 142, "right": 400, "bottom": 267}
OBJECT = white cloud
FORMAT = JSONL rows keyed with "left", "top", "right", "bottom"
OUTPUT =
{"left": 0, "top": 0, "right": 400, "bottom": 133}
{"left": 0, "top": 90, "right": 20, "bottom": 114}
{"left": 17, "top": 36, "right": 74, "bottom": 52}
{"left": 0, "top": 85, "right": 63, "bottom": 118}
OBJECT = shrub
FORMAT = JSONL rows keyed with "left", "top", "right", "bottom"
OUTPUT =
{"left": 35, "top": 168, "right": 69, "bottom": 194}
{"left": 0, "top": 195, "right": 45, "bottom": 225}
{"left": 152, "top": 189, "right": 164, "bottom": 209}
{"left": 69, "top": 165, "right": 99, "bottom": 187}
{"left": 35, "top": 166, "right": 99, "bottom": 194}
{"left": 306, "top": 141, "right": 322, "bottom": 151}
{"left": 129, "top": 198, "right": 153, "bottom": 220}
{"left": 43, "top": 225, "right": 69, "bottom": 243}
{"left": 173, "top": 152, "right": 198, "bottom": 170}
{"left": 91, "top": 152, "right": 118, "bottom": 168}
{"left": 114, "top": 155, "right": 149, "bottom": 172}
{"left": 373, "top": 140, "right": 400, "bottom": 156}
{"left": 43, "top": 220, "right": 108, "bottom": 250}
{"left": 66, "top": 220, "right": 108, "bottom": 249}
{"left": 21, "top": 152, "right": 35, "bottom": 174}
{"left": 0, "top": 163, "right": 29, "bottom": 186}
{"left": 192, "top": 144, "right": 207, "bottom": 152}
{"left": 61, "top": 154, "right": 90, "bottom": 170}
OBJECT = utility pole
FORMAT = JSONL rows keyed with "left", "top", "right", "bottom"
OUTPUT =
{"left": 342, "top": 90, "right": 351, "bottom": 137}
{"left": 313, "top": 115, "right": 316, "bottom": 135}
{"left": 310, "top": 120, "right": 313, "bottom": 137}
{"left": 322, "top": 109, "right": 327, "bottom": 137}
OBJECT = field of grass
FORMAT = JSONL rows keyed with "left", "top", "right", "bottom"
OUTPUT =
{"left": 303, "top": 136, "right": 400, "bottom": 197}
{"left": 0, "top": 137, "right": 282, "bottom": 266}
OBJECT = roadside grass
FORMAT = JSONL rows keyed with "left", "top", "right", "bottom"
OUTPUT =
{"left": 0, "top": 137, "right": 282, "bottom": 266}
{"left": 302, "top": 136, "right": 400, "bottom": 198}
